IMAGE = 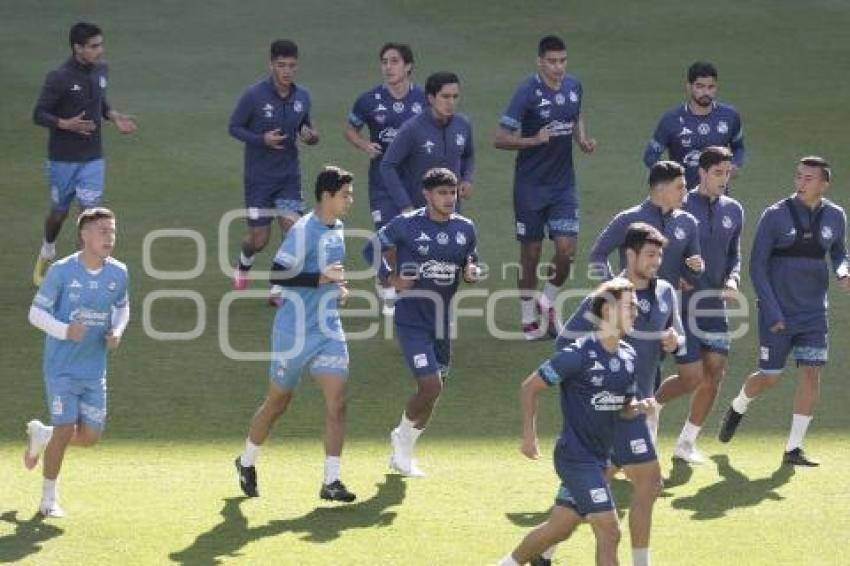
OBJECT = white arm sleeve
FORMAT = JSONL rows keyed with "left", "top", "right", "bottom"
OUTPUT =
{"left": 29, "top": 306, "right": 69, "bottom": 340}
{"left": 111, "top": 303, "right": 130, "bottom": 336}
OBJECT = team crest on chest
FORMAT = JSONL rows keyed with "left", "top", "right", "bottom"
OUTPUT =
{"left": 436, "top": 232, "right": 450, "bottom": 245}
{"left": 722, "top": 215, "right": 733, "bottom": 229}
{"left": 638, "top": 298, "right": 650, "bottom": 313}
{"left": 674, "top": 227, "right": 686, "bottom": 240}
{"left": 698, "top": 123, "right": 710, "bottom": 135}
{"left": 455, "top": 232, "right": 467, "bottom": 245}
{"left": 717, "top": 120, "right": 729, "bottom": 134}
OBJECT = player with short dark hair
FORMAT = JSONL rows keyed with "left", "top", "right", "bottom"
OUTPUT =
{"left": 719, "top": 156, "right": 849, "bottom": 467}
{"left": 378, "top": 167, "right": 480, "bottom": 477}
{"left": 234, "top": 166, "right": 357, "bottom": 503}
{"left": 229, "top": 39, "right": 320, "bottom": 305}
{"left": 32, "top": 22, "right": 137, "bottom": 287}
{"left": 494, "top": 35, "right": 597, "bottom": 341}
{"left": 643, "top": 61, "right": 745, "bottom": 189}
{"left": 24, "top": 207, "right": 130, "bottom": 518}
{"left": 655, "top": 146, "right": 744, "bottom": 463}
{"left": 380, "top": 72, "right": 475, "bottom": 214}
{"left": 499, "top": 278, "right": 654, "bottom": 566}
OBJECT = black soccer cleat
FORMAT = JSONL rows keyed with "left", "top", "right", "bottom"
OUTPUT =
{"left": 530, "top": 557, "right": 552, "bottom": 566}
{"left": 782, "top": 447, "right": 820, "bottom": 467}
{"left": 718, "top": 406, "right": 744, "bottom": 443}
{"left": 234, "top": 456, "right": 259, "bottom": 497}
{"left": 320, "top": 480, "right": 357, "bottom": 503}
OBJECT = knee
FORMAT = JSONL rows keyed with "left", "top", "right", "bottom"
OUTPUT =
{"left": 418, "top": 379, "right": 443, "bottom": 403}
{"left": 251, "top": 233, "right": 269, "bottom": 251}
{"left": 77, "top": 426, "right": 102, "bottom": 447}
{"left": 598, "top": 521, "right": 622, "bottom": 546}
{"left": 265, "top": 394, "right": 291, "bottom": 416}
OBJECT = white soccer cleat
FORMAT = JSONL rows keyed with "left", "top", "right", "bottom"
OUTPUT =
{"left": 24, "top": 420, "right": 52, "bottom": 470}
{"left": 38, "top": 499, "right": 65, "bottom": 518}
{"left": 388, "top": 429, "right": 426, "bottom": 478}
{"left": 672, "top": 440, "right": 706, "bottom": 465}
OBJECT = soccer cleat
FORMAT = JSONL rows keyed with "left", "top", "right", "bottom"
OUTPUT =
{"left": 782, "top": 447, "right": 820, "bottom": 467}
{"left": 319, "top": 480, "right": 357, "bottom": 502}
{"left": 718, "top": 406, "right": 744, "bottom": 443}
{"left": 268, "top": 285, "right": 283, "bottom": 307}
{"left": 522, "top": 321, "right": 547, "bottom": 341}
{"left": 33, "top": 256, "right": 51, "bottom": 287}
{"left": 24, "top": 420, "right": 52, "bottom": 471}
{"left": 672, "top": 440, "right": 706, "bottom": 464}
{"left": 529, "top": 557, "right": 552, "bottom": 566}
{"left": 38, "top": 499, "right": 65, "bottom": 518}
{"left": 381, "top": 299, "right": 396, "bottom": 317}
{"left": 388, "top": 429, "right": 425, "bottom": 478}
{"left": 232, "top": 267, "right": 250, "bottom": 291}
{"left": 234, "top": 456, "right": 259, "bottom": 497}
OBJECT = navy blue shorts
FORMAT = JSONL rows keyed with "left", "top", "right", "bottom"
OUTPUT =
{"left": 758, "top": 311, "right": 827, "bottom": 373}
{"left": 396, "top": 323, "right": 451, "bottom": 379}
{"left": 244, "top": 178, "right": 304, "bottom": 227}
{"left": 611, "top": 413, "right": 657, "bottom": 467}
{"left": 677, "top": 293, "right": 730, "bottom": 364}
{"left": 553, "top": 455, "right": 614, "bottom": 516}
{"left": 514, "top": 186, "right": 579, "bottom": 241}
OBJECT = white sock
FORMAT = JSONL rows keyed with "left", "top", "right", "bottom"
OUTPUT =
{"left": 239, "top": 251, "right": 255, "bottom": 268}
{"left": 40, "top": 240, "right": 56, "bottom": 259}
{"left": 324, "top": 456, "right": 341, "bottom": 485}
{"left": 398, "top": 413, "right": 423, "bottom": 447}
{"left": 679, "top": 421, "right": 701, "bottom": 444}
{"left": 632, "top": 547, "right": 650, "bottom": 566}
{"left": 731, "top": 389, "right": 752, "bottom": 414}
{"left": 542, "top": 282, "right": 559, "bottom": 307}
{"left": 646, "top": 404, "right": 661, "bottom": 445}
{"left": 42, "top": 478, "right": 57, "bottom": 501}
{"left": 240, "top": 439, "right": 260, "bottom": 467}
{"left": 377, "top": 285, "right": 397, "bottom": 301}
{"left": 542, "top": 544, "right": 556, "bottom": 559}
{"left": 520, "top": 297, "right": 536, "bottom": 324}
{"left": 786, "top": 414, "right": 813, "bottom": 451}
{"left": 498, "top": 555, "right": 520, "bottom": 566}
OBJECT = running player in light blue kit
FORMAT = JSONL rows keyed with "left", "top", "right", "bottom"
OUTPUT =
{"left": 24, "top": 207, "right": 130, "bottom": 518}
{"left": 234, "top": 166, "right": 357, "bottom": 503}
{"left": 499, "top": 278, "right": 653, "bottom": 566}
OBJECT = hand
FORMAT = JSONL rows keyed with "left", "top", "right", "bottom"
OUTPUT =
{"left": 661, "top": 328, "right": 679, "bottom": 353}
{"left": 578, "top": 137, "right": 597, "bottom": 153}
{"left": 298, "top": 124, "right": 319, "bottom": 145}
{"left": 320, "top": 262, "right": 345, "bottom": 284}
{"left": 263, "top": 128, "right": 287, "bottom": 149}
{"left": 110, "top": 112, "right": 137, "bottom": 134}
{"left": 458, "top": 181, "right": 474, "bottom": 200}
{"left": 838, "top": 276, "right": 850, "bottom": 293}
{"left": 388, "top": 273, "right": 416, "bottom": 291}
{"left": 534, "top": 125, "right": 552, "bottom": 145}
{"left": 106, "top": 332, "right": 121, "bottom": 351}
{"left": 364, "top": 142, "right": 382, "bottom": 159}
{"left": 520, "top": 435, "right": 540, "bottom": 460}
{"left": 678, "top": 278, "right": 695, "bottom": 292}
{"left": 685, "top": 255, "right": 705, "bottom": 273}
{"left": 770, "top": 320, "right": 786, "bottom": 334}
{"left": 337, "top": 283, "right": 350, "bottom": 306}
{"left": 66, "top": 322, "right": 87, "bottom": 342}
{"left": 59, "top": 112, "right": 96, "bottom": 136}
{"left": 463, "top": 258, "right": 481, "bottom": 283}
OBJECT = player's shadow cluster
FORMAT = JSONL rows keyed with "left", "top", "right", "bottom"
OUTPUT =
{"left": 168, "top": 474, "right": 406, "bottom": 565}
{"left": 0, "top": 510, "right": 64, "bottom": 563}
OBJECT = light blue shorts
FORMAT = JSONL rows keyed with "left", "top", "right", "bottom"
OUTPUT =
{"left": 269, "top": 329, "right": 349, "bottom": 391}
{"left": 44, "top": 375, "right": 107, "bottom": 431}
{"left": 47, "top": 158, "right": 105, "bottom": 211}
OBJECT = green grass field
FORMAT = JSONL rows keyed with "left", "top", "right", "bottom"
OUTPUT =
{"left": 2, "top": 1, "right": 850, "bottom": 564}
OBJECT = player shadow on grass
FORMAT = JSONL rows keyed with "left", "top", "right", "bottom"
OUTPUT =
{"left": 169, "top": 474, "right": 406, "bottom": 565}
{"left": 671, "top": 454, "right": 794, "bottom": 520}
{"left": 0, "top": 510, "right": 64, "bottom": 563}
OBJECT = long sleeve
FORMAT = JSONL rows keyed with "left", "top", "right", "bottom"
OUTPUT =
{"left": 228, "top": 91, "right": 265, "bottom": 147}
{"left": 642, "top": 117, "right": 668, "bottom": 168}
{"left": 33, "top": 70, "right": 63, "bottom": 129}
{"left": 459, "top": 124, "right": 475, "bottom": 182}
{"left": 110, "top": 302, "right": 130, "bottom": 336}
{"left": 379, "top": 127, "right": 414, "bottom": 210}
{"left": 749, "top": 209, "right": 783, "bottom": 326}
{"left": 726, "top": 214, "right": 743, "bottom": 285}
{"left": 588, "top": 214, "right": 628, "bottom": 280}
{"left": 29, "top": 305, "right": 68, "bottom": 340}
{"left": 729, "top": 114, "right": 745, "bottom": 168}
{"left": 830, "top": 209, "right": 849, "bottom": 278}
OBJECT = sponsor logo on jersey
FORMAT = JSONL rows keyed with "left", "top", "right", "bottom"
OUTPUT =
{"left": 378, "top": 127, "right": 398, "bottom": 143}
{"left": 590, "top": 391, "right": 627, "bottom": 411}
{"left": 419, "top": 259, "right": 458, "bottom": 283}
{"left": 545, "top": 120, "right": 574, "bottom": 136}
{"left": 70, "top": 307, "right": 109, "bottom": 327}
